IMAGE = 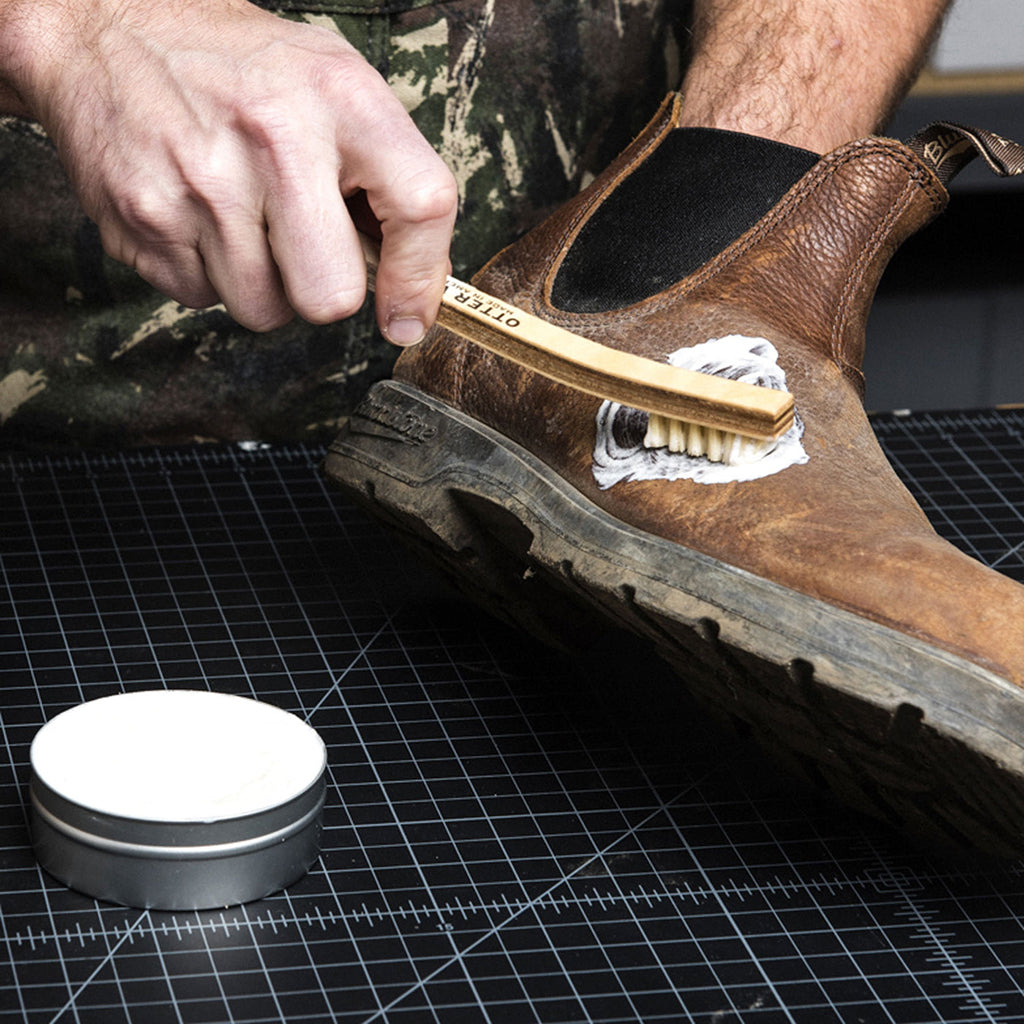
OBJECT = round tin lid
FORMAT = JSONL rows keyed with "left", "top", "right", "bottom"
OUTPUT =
{"left": 30, "top": 690, "right": 326, "bottom": 823}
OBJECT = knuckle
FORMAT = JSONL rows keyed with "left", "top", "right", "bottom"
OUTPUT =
{"left": 233, "top": 97, "right": 297, "bottom": 153}
{"left": 181, "top": 150, "right": 250, "bottom": 222}
{"left": 240, "top": 308, "right": 295, "bottom": 333}
{"left": 400, "top": 170, "right": 459, "bottom": 226}
{"left": 312, "top": 54, "right": 381, "bottom": 114}
{"left": 299, "top": 289, "right": 367, "bottom": 326}
{"left": 227, "top": 101, "right": 312, "bottom": 200}
{"left": 288, "top": 269, "right": 368, "bottom": 324}
{"left": 177, "top": 286, "right": 221, "bottom": 310}
{"left": 225, "top": 288, "right": 295, "bottom": 332}
{"left": 131, "top": 252, "right": 217, "bottom": 310}
{"left": 115, "top": 181, "right": 178, "bottom": 240}
{"left": 373, "top": 155, "right": 458, "bottom": 234}
{"left": 97, "top": 222, "right": 135, "bottom": 268}
{"left": 217, "top": 268, "right": 296, "bottom": 332}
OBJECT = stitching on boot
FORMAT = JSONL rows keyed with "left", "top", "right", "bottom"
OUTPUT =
{"left": 829, "top": 177, "right": 918, "bottom": 387}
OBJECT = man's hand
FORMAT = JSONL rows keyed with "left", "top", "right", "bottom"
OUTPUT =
{"left": 0, "top": 0, "right": 457, "bottom": 341}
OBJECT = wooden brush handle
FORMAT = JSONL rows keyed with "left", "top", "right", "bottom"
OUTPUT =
{"left": 359, "top": 234, "right": 793, "bottom": 440}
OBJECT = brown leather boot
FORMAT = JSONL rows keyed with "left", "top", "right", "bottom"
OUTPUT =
{"left": 325, "top": 94, "right": 1024, "bottom": 856}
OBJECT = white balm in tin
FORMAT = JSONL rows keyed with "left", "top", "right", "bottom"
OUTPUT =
{"left": 30, "top": 690, "right": 327, "bottom": 910}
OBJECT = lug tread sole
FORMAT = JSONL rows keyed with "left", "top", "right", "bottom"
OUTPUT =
{"left": 324, "top": 380, "right": 1024, "bottom": 858}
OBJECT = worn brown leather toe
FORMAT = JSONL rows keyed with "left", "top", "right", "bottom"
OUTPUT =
{"left": 325, "top": 94, "right": 1024, "bottom": 856}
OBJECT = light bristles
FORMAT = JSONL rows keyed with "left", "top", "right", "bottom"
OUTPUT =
{"left": 643, "top": 413, "right": 777, "bottom": 466}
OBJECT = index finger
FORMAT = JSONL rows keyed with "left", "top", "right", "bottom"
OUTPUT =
{"left": 341, "top": 106, "right": 458, "bottom": 345}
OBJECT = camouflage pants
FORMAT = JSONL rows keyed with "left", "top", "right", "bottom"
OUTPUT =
{"left": 0, "top": 0, "right": 692, "bottom": 448}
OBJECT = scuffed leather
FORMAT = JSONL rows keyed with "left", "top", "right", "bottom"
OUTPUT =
{"left": 395, "top": 93, "right": 1024, "bottom": 685}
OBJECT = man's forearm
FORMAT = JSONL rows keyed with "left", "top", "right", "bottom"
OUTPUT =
{"left": 0, "top": 0, "right": 39, "bottom": 116}
{"left": 679, "top": 0, "right": 953, "bottom": 152}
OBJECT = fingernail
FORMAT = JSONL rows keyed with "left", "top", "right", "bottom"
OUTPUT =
{"left": 385, "top": 316, "right": 425, "bottom": 346}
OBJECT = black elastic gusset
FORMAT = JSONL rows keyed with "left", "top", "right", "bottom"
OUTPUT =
{"left": 550, "top": 128, "right": 820, "bottom": 312}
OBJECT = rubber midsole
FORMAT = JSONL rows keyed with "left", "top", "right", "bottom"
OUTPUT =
{"left": 325, "top": 379, "right": 1024, "bottom": 772}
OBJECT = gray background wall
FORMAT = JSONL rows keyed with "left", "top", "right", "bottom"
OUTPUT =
{"left": 862, "top": 0, "right": 1023, "bottom": 413}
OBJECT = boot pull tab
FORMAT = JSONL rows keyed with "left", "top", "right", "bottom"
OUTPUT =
{"left": 907, "top": 121, "right": 1024, "bottom": 186}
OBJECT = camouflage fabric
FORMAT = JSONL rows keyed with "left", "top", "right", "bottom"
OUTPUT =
{"left": 0, "top": 0, "right": 692, "bottom": 448}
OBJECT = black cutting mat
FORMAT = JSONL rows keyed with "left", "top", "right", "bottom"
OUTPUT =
{"left": 2, "top": 408, "right": 1024, "bottom": 1024}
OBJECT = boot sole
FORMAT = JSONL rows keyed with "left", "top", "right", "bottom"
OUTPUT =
{"left": 324, "top": 380, "right": 1024, "bottom": 858}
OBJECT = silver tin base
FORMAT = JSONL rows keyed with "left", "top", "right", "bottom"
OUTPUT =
{"left": 31, "top": 774, "right": 326, "bottom": 910}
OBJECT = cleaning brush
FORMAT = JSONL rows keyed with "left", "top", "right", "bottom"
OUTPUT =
{"left": 359, "top": 235, "right": 794, "bottom": 465}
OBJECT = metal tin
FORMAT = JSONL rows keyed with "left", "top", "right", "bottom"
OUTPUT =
{"left": 29, "top": 690, "right": 327, "bottom": 910}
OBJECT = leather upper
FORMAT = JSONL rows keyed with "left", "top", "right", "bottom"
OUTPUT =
{"left": 395, "top": 93, "right": 1024, "bottom": 685}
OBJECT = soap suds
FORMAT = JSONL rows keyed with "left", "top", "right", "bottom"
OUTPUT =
{"left": 592, "top": 335, "right": 808, "bottom": 487}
